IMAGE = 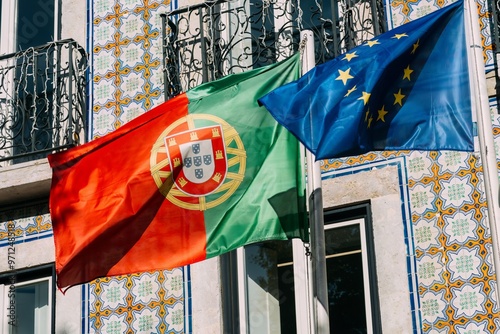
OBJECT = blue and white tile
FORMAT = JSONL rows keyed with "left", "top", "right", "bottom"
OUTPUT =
{"left": 450, "top": 283, "right": 487, "bottom": 318}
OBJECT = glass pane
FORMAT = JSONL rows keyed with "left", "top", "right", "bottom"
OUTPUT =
{"left": 325, "top": 225, "right": 367, "bottom": 334}
{"left": 17, "top": 0, "right": 54, "bottom": 50}
{"left": 12, "top": 0, "right": 56, "bottom": 161}
{"left": 245, "top": 240, "right": 296, "bottom": 334}
{"left": 10, "top": 280, "right": 49, "bottom": 334}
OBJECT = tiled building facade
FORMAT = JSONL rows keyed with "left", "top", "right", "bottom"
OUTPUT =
{"left": 1, "top": 0, "right": 500, "bottom": 332}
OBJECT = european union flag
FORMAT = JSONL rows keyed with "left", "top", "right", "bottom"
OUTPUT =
{"left": 259, "top": 0, "right": 472, "bottom": 159}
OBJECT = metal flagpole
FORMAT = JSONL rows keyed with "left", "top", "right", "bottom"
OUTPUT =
{"left": 465, "top": 0, "right": 500, "bottom": 300}
{"left": 300, "top": 30, "right": 330, "bottom": 334}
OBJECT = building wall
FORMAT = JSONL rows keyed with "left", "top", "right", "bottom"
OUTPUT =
{"left": 1, "top": 0, "right": 499, "bottom": 333}
{"left": 87, "top": 1, "right": 188, "bottom": 333}
{"left": 319, "top": 0, "right": 500, "bottom": 331}
{"left": 0, "top": 0, "right": 87, "bottom": 332}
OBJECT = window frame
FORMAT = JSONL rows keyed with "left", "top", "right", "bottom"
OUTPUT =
{"left": 228, "top": 202, "right": 382, "bottom": 333}
{"left": 324, "top": 202, "right": 382, "bottom": 333}
{"left": 0, "top": 263, "right": 56, "bottom": 334}
{"left": 0, "top": 0, "right": 60, "bottom": 54}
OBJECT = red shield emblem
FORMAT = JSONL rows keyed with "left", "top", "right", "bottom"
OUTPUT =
{"left": 165, "top": 125, "right": 227, "bottom": 196}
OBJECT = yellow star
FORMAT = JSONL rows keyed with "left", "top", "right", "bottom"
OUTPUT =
{"left": 403, "top": 65, "right": 413, "bottom": 80}
{"left": 367, "top": 115, "right": 374, "bottom": 128}
{"left": 366, "top": 40, "right": 380, "bottom": 47}
{"left": 345, "top": 85, "right": 357, "bottom": 97}
{"left": 358, "top": 91, "right": 371, "bottom": 105}
{"left": 377, "top": 105, "right": 389, "bottom": 122}
{"left": 365, "top": 110, "right": 370, "bottom": 122}
{"left": 343, "top": 52, "right": 358, "bottom": 62}
{"left": 411, "top": 39, "right": 420, "bottom": 54}
{"left": 336, "top": 68, "right": 354, "bottom": 85}
{"left": 392, "top": 33, "right": 408, "bottom": 39}
{"left": 393, "top": 89, "right": 405, "bottom": 106}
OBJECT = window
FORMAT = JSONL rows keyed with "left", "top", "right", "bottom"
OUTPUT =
{"left": 0, "top": 0, "right": 57, "bottom": 53}
{"left": 228, "top": 203, "right": 381, "bottom": 333}
{"left": 0, "top": 0, "right": 59, "bottom": 164}
{"left": 0, "top": 264, "right": 55, "bottom": 334}
{"left": 324, "top": 204, "right": 381, "bottom": 333}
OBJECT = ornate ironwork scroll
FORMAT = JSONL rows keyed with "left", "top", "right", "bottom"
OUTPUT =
{"left": 0, "top": 39, "right": 87, "bottom": 166}
{"left": 161, "top": 0, "right": 386, "bottom": 99}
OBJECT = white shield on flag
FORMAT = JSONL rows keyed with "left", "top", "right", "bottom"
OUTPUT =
{"left": 179, "top": 140, "right": 215, "bottom": 184}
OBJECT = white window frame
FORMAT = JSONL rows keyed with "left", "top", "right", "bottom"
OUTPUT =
{"left": 0, "top": 0, "right": 60, "bottom": 54}
{"left": 237, "top": 241, "right": 313, "bottom": 334}
{"left": 236, "top": 214, "right": 377, "bottom": 333}
{"left": 324, "top": 218, "right": 374, "bottom": 333}
{"left": 0, "top": 275, "right": 52, "bottom": 334}
{"left": 0, "top": 0, "right": 60, "bottom": 167}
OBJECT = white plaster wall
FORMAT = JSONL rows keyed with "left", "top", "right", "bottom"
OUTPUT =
{"left": 55, "top": 287, "right": 81, "bottom": 334}
{"left": 191, "top": 257, "right": 223, "bottom": 333}
{"left": 0, "top": 238, "right": 82, "bottom": 332}
{"left": 60, "top": 0, "right": 86, "bottom": 47}
{"left": 322, "top": 166, "right": 400, "bottom": 206}
{"left": 178, "top": 0, "right": 206, "bottom": 7}
{"left": 0, "top": 159, "right": 51, "bottom": 205}
{"left": 372, "top": 194, "right": 413, "bottom": 333}
{"left": 0, "top": 238, "right": 53, "bottom": 272}
{"left": 322, "top": 165, "right": 414, "bottom": 332}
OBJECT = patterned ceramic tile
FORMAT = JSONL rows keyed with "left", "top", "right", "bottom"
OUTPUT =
{"left": 0, "top": 201, "right": 52, "bottom": 246}
{"left": 428, "top": 327, "right": 450, "bottom": 334}
{"left": 420, "top": 289, "right": 448, "bottom": 325}
{"left": 417, "top": 253, "right": 446, "bottom": 288}
{"left": 407, "top": 151, "right": 434, "bottom": 180}
{"left": 447, "top": 247, "right": 483, "bottom": 282}
{"left": 322, "top": 146, "right": 499, "bottom": 332}
{"left": 87, "top": 269, "right": 185, "bottom": 334}
{"left": 87, "top": 1, "right": 188, "bottom": 333}
{"left": 413, "top": 216, "right": 441, "bottom": 251}
{"left": 450, "top": 283, "right": 488, "bottom": 318}
{"left": 442, "top": 210, "right": 479, "bottom": 246}
{"left": 455, "top": 319, "right": 489, "bottom": 332}
{"left": 440, "top": 177, "right": 475, "bottom": 209}
{"left": 91, "top": 0, "right": 172, "bottom": 137}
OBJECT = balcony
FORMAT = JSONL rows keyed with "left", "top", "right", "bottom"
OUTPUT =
{"left": 161, "top": 0, "right": 386, "bottom": 99}
{"left": 0, "top": 39, "right": 87, "bottom": 167}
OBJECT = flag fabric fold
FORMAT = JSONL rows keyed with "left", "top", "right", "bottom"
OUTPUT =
{"left": 49, "top": 54, "right": 306, "bottom": 290}
{"left": 259, "top": 0, "right": 472, "bottom": 159}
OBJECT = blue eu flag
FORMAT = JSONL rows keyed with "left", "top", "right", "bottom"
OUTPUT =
{"left": 259, "top": 0, "right": 472, "bottom": 159}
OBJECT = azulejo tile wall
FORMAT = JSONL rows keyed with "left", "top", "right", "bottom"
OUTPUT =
{"left": 92, "top": 0, "right": 173, "bottom": 137}
{"left": 89, "top": 1, "right": 187, "bottom": 333}
{"left": 0, "top": 201, "right": 52, "bottom": 246}
{"left": 322, "top": 148, "right": 499, "bottom": 332}
{"left": 87, "top": 269, "right": 185, "bottom": 333}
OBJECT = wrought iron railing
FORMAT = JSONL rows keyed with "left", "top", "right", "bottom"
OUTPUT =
{"left": 161, "top": 0, "right": 386, "bottom": 99}
{"left": 0, "top": 39, "right": 87, "bottom": 166}
{"left": 488, "top": 0, "right": 500, "bottom": 104}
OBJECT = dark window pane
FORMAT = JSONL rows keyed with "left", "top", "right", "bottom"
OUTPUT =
{"left": 17, "top": 0, "right": 54, "bottom": 50}
{"left": 325, "top": 225, "right": 367, "bottom": 334}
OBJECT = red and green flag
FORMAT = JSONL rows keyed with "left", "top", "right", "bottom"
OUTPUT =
{"left": 48, "top": 54, "right": 307, "bottom": 290}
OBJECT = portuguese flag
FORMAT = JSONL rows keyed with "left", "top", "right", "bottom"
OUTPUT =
{"left": 48, "top": 54, "right": 307, "bottom": 290}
